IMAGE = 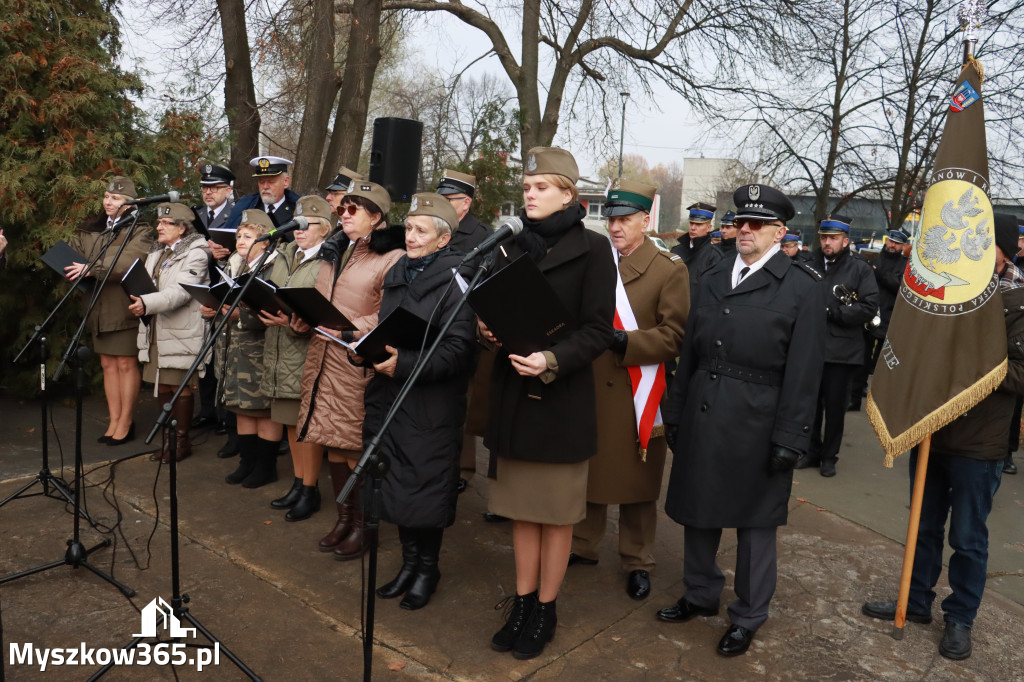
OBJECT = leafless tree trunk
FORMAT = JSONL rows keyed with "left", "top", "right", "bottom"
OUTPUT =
{"left": 291, "top": 0, "right": 338, "bottom": 194}
{"left": 217, "top": 0, "right": 261, "bottom": 196}
{"left": 320, "top": 0, "right": 384, "bottom": 189}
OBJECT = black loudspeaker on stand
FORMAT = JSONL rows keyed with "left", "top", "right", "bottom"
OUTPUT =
{"left": 0, "top": 345, "right": 135, "bottom": 598}
{"left": 369, "top": 117, "right": 423, "bottom": 203}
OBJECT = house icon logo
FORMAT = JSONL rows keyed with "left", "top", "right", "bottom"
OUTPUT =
{"left": 133, "top": 598, "right": 197, "bottom": 638}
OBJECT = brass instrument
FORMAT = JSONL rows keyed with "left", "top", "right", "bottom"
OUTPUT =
{"left": 832, "top": 284, "right": 857, "bottom": 306}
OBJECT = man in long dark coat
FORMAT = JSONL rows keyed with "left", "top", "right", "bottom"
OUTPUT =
{"left": 658, "top": 184, "right": 826, "bottom": 657}
{"left": 671, "top": 202, "right": 722, "bottom": 289}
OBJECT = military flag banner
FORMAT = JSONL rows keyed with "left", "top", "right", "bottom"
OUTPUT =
{"left": 867, "top": 53, "right": 1007, "bottom": 467}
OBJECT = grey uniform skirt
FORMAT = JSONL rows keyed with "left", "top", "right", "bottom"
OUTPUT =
{"left": 488, "top": 456, "right": 589, "bottom": 525}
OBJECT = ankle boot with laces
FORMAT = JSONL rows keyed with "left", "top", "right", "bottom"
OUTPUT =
{"left": 491, "top": 591, "right": 537, "bottom": 652}
{"left": 513, "top": 598, "right": 557, "bottom": 660}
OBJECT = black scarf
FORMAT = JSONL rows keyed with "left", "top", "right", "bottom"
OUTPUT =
{"left": 516, "top": 203, "right": 586, "bottom": 262}
{"left": 403, "top": 247, "right": 447, "bottom": 283}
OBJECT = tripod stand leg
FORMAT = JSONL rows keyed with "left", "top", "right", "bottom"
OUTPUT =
{"left": 0, "top": 478, "right": 41, "bottom": 506}
{"left": 0, "top": 559, "right": 66, "bottom": 585}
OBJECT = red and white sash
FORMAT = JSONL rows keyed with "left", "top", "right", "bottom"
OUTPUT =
{"left": 611, "top": 242, "right": 666, "bottom": 460}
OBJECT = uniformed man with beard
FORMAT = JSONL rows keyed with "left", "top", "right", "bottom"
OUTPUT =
{"left": 671, "top": 202, "right": 722, "bottom": 289}
{"left": 849, "top": 229, "right": 908, "bottom": 411}
{"left": 795, "top": 215, "right": 878, "bottom": 477}
{"left": 658, "top": 184, "right": 825, "bottom": 657}
{"left": 222, "top": 156, "right": 301, "bottom": 236}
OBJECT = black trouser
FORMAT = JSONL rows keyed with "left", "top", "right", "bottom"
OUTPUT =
{"left": 196, "top": 360, "right": 219, "bottom": 421}
{"left": 1009, "top": 396, "right": 1023, "bottom": 453}
{"left": 813, "top": 363, "right": 856, "bottom": 464}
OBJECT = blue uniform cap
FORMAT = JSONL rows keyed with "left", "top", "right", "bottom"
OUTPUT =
{"left": 886, "top": 230, "right": 908, "bottom": 244}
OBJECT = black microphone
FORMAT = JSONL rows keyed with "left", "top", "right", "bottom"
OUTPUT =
{"left": 254, "top": 216, "right": 309, "bottom": 242}
{"left": 460, "top": 217, "right": 524, "bottom": 264}
{"left": 123, "top": 191, "right": 182, "bottom": 206}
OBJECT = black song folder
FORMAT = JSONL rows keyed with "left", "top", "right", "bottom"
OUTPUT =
{"left": 316, "top": 307, "right": 437, "bottom": 364}
{"left": 468, "top": 254, "right": 575, "bottom": 356}
{"left": 207, "top": 228, "right": 237, "bottom": 250}
{"left": 275, "top": 286, "right": 354, "bottom": 330}
{"left": 179, "top": 282, "right": 233, "bottom": 310}
{"left": 234, "top": 276, "right": 294, "bottom": 318}
{"left": 41, "top": 241, "right": 91, "bottom": 291}
{"left": 120, "top": 257, "right": 158, "bottom": 298}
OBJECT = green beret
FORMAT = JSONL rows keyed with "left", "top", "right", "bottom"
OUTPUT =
{"left": 408, "top": 192, "right": 459, "bottom": 232}
{"left": 155, "top": 202, "right": 194, "bottom": 222}
{"left": 238, "top": 208, "right": 275, "bottom": 232}
{"left": 107, "top": 176, "right": 137, "bottom": 199}
{"left": 345, "top": 180, "right": 391, "bottom": 216}
{"left": 295, "top": 195, "right": 336, "bottom": 224}
{"left": 524, "top": 146, "right": 579, "bottom": 183}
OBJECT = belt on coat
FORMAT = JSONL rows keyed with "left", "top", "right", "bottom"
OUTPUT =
{"left": 698, "top": 358, "right": 782, "bottom": 387}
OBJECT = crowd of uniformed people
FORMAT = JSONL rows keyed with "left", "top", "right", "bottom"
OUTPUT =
{"left": 42, "top": 140, "right": 1021, "bottom": 662}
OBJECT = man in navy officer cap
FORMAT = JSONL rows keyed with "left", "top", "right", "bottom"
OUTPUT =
{"left": 659, "top": 183, "right": 825, "bottom": 657}
{"left": 718, "top": 211, "right": 737, "bottom": 257}
{"left": 436, "top": 169, "right": 493, "bottom": 255}
{"left": 795, "top": 215, "right": 878, "bottom": 477}
{"left": 221, "top": 156, "right": 301, "bottom": 237}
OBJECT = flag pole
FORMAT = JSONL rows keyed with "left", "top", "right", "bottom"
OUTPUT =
{"left": 891, "top": 435, "right": 930, "bottom": 639}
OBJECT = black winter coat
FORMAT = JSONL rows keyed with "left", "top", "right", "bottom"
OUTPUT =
{"left": 671, "top": 235, "right": 723, "bottom": 290}
{"left": 449, "top": 213, "right": 493, "bottom": 255}
{"left": 484, "top": 222, "right": 616, "bottom": 464}
{"left": 815, "top": 248, "right": 879, "bottom": 364}
{"left": 873, "top": 249, "right": 907, "bottom": 337}
{"left": 362, "top": 248, "right": 477, "bottom": 528}
{"left": 664, "top": 251, "right": 826, "bottom": 528}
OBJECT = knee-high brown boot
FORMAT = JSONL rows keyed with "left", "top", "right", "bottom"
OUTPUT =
{"left": 170, "top": 393, "right": 194, "bottom": 462}
{"left": 333, "top": 477, "right": 365, "bottom": 561}
{"left": 318, "top": 462, "right": 353, "bottom": 551}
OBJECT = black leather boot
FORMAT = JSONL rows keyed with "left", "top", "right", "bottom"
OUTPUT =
{"left": 399, "top": 528, "right": 442, "bottom": 610}
{"left": 319, "top": 462, "right": 353, "bottom": 551}
{"left": 242, "top": 437, "right": 279, "bottom": 488}
{"left": 225, "top": 434, "right": 258, "bottom": 484}
{"left": 217, "top": 426, "right": 240, "bottom": 458}
{"left": 491, "top": 591, "right": 537, "bottom": 652}
{"left": 271, "top": 478, "right": 303, "bottom": 510}
{"left": 285, "top": 485, "right": 321, "bottom": 521}
{"left": 377, "top": 526, "right": 419, "bottom": 599}
{"left": 513, "top": 598, "right": 557, "bottom": 660}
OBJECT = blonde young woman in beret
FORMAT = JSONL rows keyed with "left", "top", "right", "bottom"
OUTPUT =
{"left": 66, "top": 177, "right": 153, "bottom": 446}
{"left": 127, "top": 202, "right": 210, "bottom": 461}
{"left": 481, "top": 147, "right": 616, "bottom": 659}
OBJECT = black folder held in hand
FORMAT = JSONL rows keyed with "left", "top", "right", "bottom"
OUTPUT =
{"left": 179, "top": 281, "right": 233, "bottom": 310}
{"left": 316, "top": 307, "right": 437, "bottom": 364}
{"left": 468, "top": 254, "right": 575, "bottom": 356}
{"left": 275, "top": 286, "right": 354, "bottom": 330}
{"left": 120, "top": 258, "right": 158, "bottom": 298}
{"left": 206, "top": 228, "right": 237, "bottom": 250}
{"left": 41, "top": 241, "right": 91, "bottom": 292}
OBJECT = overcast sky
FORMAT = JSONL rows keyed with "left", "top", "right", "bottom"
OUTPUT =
{"left": 117, "top": 3, "right": 728, "bottom": 179}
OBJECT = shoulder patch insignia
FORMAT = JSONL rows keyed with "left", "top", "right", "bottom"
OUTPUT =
{"left": 669, "top": 254, "right": 682, "bottom": 261}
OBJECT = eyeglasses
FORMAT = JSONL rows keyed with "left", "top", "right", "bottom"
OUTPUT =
{"left": 201, "top": 185, "right": 229, "bottom": 192}
{"left": 736, "top": 219, "right": 783, "bottom": 231}
{"left": 341, "top": 204, "right": 363, "bottom": 216}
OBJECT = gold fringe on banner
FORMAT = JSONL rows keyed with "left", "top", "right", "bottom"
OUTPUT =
{"left": 868, "top": 358, "right": 1006, "bottom": 467}
{"left": 965, "top": 56, "right": 985, "bottom": 83}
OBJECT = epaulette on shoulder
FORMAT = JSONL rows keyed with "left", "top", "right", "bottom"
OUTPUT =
{"left": 660, "top": 250, "right": 682, "bottom": 263}
{"left": 794, "top": 261, "right": 823, "bottom": 281}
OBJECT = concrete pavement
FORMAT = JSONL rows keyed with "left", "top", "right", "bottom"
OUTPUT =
{"left": 1, "top": 392, "right": 1023, "bottom": 680}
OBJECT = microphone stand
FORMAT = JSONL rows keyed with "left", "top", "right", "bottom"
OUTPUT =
{"left": 337, "top": 251, "right": 496, "bottom": 682}
{"left": 127, "top": 237, "right": 281, "bottom": 682}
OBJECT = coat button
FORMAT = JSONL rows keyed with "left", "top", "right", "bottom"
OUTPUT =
{"left": 606, "top": 380, "right": 614, "bottom": 387}
{"left": 710, "top": 373, "right": 718, "bottom": 380}
{"left": 701, "top": 403, "right": 708, "bottom": 412}
{"left": 723, "top": 308, "right": 730, "bottom": 315}
{"left": 714, "top": 340, "right": 723, "bottom": 347}
{"left": 803, "top": 426, "right": 810, "bottom": 433}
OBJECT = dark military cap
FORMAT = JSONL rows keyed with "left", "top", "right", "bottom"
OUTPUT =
{"left": 733, "top": 185, "right": 795, "bottom": 223}
{"left": 604, "top": 178, "right": 656, "bottom": 217}
{"left": 249, "top": 155, "right": 292, "bottom": 178}
{"left": 819, "top": 214, "right": 854, "bottom": 234}
{"left": 106, "top": 176, "right": 137, "bottom": 199}
{"left": 436, "top": 169, "right": 477, "bottom": 197}
{"left": 199, "top": 163, "right": 235, "bottom": 186}
{"left": 781, "top": 233, "right": 800, "bottom": 244}
{"left": 687, "top": 202, "right": 716, "bottom": 224}
{"left": 994, "top": 213, "right": 1020, "bottom": 259}
{"left": 711, "top": 231, "right": 723, "bottom": 239}
{"left": 721, "top": 210, "right": 736, "bottom": 226}
{"left": 886, "top": 230, "right": 909, "bottom": 245}
{"left": 325, "top": 166, "right": 364, "bottom": 192}
{"left": 408, "top": 192, "right": 459, "bottom": 232}
{"left": 156, "top": 203, "right": 195, "bottom": 222}
{"left": 524, "top": 147, "right": 579, "bottom": 183}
